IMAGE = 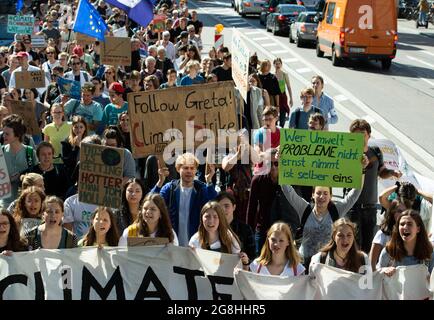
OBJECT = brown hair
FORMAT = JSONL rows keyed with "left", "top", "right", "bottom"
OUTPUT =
{"left": 258, "top": 222, "right": 301, "bottom": 268}
{"left": 320, "top": 218, "right": 365, "bottom": 273}
{"left": 262, "top": 106, "right": 278, "bottom": 118}
{"left": 309, "top": 112, "right": 326, "bottom": 130}
{"left": 0, "top": 209, "right": 28, "bottom": 251}
{"left": 81, "top": 207, "right": 120, "bottom": 246}
{"left": 13, "top": 186, "right": 46, "bottom": 226}
{"left": 137, "top": 193, "right": 174, "bottom": 243}
{"left": 198, "top": 201, "right": 240, "bottom": 254}
{"left": 385, "top": 210, "right": 433, "bottom": 262}
{"left": 68, "top": 115, "right": 88, "bottom": 145}
{"left": 349, "top": 119, "right": 371, "bottom": 134}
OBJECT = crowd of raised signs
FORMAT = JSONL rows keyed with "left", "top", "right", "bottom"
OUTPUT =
{"left": 0, "top": 0, "right": 433, "bottom": 288}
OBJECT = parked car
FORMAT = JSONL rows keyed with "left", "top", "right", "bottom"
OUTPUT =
{"left": 289, "top": 11, "right": 318, "bottom": 46}
{"left": 266, "top": 4, "right": 307, "bottom": 35}
{"left": 259, "top": 0, "right": 298, "bottom": 25}
{"left": 236, "top": 0, "right": 267, "bottom": 17}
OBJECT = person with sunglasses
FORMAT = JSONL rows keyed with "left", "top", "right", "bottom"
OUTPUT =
{"left": 37, "top": 17, "right": 61, "bottom": 50}
{"left": 63, "top": 54, "right": 91, "bottom": 86}
{"left": 42, "top": 46, "right": 60, "bottom": 83}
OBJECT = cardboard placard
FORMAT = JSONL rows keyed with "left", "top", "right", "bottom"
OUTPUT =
{"left": 127, "top": 81, "right": 238, "bottom": 159}
{"left": 78, "top": 143, "right": 124, "bottom": 208}
{"left": 127, "top": 237, "right": 170, "bottom": 247}
{"left": 279, "top": 129, "right": 364, "bottom": 188}
{"left": 10, "top": 100, "right": 41, "bottom": 135}
{"left": 7, "top": 15, "right": 34, "bottom": 34}
{"left": 15, "top": 70, "right": 45, "bottom": 89}
{"left": 31, "top": 35, "right": 47, "bottom": 48}
{"left": 100, "top": 36, "right": 131, "bottom": 66}
{"left": 231, "top": 29, "right": 250, "bottom": 102}
{"left": 0, "top": 148, "right": 12, "bottom": 199}
{"left": 112, "top": 26, "right": 128, "bottom": 38}
{"left": 75, "top": 32, "right": 97, "bottom": 45}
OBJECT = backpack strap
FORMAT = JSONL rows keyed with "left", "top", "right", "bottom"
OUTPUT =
{"left": 328, "top": 203, "right": 339, "bottom": 222}
{"left": 257, "top": 263, "right": 262, "bottom": 273}
{"left": 25, "top": 146, "right": 34, "bottom": 168}
{"left": 83, "top": 72, "right": 89, "bottom": 82}
{"left": 295, "top": 109, "right": 301, "bottom": 128}
{"left": 297, "top": 203, "right": 313, "bottom": 238}
{"left": 292, "top": 264, "right": 297, "bottom": 276}
{"left": 320, "top": 252, "right": 327, "bottom": 264}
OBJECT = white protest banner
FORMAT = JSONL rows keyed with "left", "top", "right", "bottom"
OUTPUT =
{"left": 382, "top": 265, "right": 432, "bottom": 300}
{"left": 31, "top": 35, "right": 47, "bottom": 48}
{"left": 7, "top": 15, "right": 34, "bottom": 34}
{"left": 231, "top": 29, "right": 250, "bottom": 102}
{"left": 0, "top": 148, "right": 12, "bottom": 199}
{"left": 0, "top": 246, "right": 242, "bottom": 300}
{"left": 235, "top": 270, "right": 317, "bottom": 300}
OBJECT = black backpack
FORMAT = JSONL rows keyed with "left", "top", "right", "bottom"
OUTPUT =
{"left": 295, "top": 202, "right": 339, "bottom": 242}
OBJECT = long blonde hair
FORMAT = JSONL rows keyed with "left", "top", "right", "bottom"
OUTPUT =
{"left": 198, "top": 201, "right": 240, "bottom": 254}
{"left": 258, "top": 222, "right": 301, "bottom": 268}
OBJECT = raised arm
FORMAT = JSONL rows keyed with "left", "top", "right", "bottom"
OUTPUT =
{"left": 281, "top": 184, "right": 310, "bottom": 220}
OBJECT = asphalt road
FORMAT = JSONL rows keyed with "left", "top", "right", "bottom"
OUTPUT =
{"left": 190, "top": 0, "right": 434, "bottom": 181}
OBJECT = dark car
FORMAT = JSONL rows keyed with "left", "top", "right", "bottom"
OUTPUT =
{"left": 266, "top": 4, "right": 307, "bottom": 35}
{"left": 259, "top": 0, "right": 299, "bottom": 25}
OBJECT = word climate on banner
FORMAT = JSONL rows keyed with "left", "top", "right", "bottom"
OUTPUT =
{"left": 7, "top": 15, "right": 34, "bottom": 34}
{"left": 79, "top": 143, "right": 124, "bottom": 208}
{"left": 279, "top": 129, "right": 364, "bottom": 188}
{"left": 127, "top": 82, "right": 238, "bottom": 159}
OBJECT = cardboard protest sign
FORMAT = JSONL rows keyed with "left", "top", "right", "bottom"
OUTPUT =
{"left": 7, "top": 15, "right": 34, "bottom": 34}
{"left": 127, "top": 81, "right": 238, "bottom": 159}
{"left": 57, "top": 77, "right": 81, "bottom": 100}
{"left": 31, "top": 35, "right": 47, "bottom": 48}
{"left": 0, "top": 148, "right": 12, "bottom": 199}
{"left": 231, "top": 29, "right": 250, "bottom": 102}
{"left": 15, "top": 70, "right": 45, "bottom": 89}
{"left": 10, "top": 100, "right": 41, "bottom": 135}
{"left": 279, "top": 129, "right": 364, "bottom": 188}
{"left": 127, "top": 237, "right": 169, "bottom": 247}
{"left": 75, "top": 32, "right": 97, "bottom": 45}
{"left": 100, "top": 36, "right": 131, "bottom": 66}
{"left": 79, "top": 143, "right": 124, "bottom": 208}
{"left": 151, "top": 15, "right": 166, "bottom": 33}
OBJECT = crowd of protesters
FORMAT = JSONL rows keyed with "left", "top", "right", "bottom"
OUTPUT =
{"left": 0, "top": 0, "right": 433, "bottom": 287}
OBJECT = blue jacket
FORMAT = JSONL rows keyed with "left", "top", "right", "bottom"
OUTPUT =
{"left": 151, "top": 179, "right": 217, "bottom": 240}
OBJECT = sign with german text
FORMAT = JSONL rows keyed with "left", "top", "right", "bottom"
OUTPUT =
{"left": 10, "top": 100, "right": 41, "bottom": 135}
{"left": 79, "top": 143, "right": 124, "bottom": 208}
{"left": 15, "top": 70, "right": 46, "bottom": 89}
{"left": 127, "top": 82, "right": 238, "bottom": 159}
{"left": 279, "top": 129, "right": 364, "bottom": 188}
{"left": 7, "top": 15, "right": 34, "bottom": 34}
{"left": 100, "top": 37, "right": 131, "bottom": 66}
{"left": 231, "top": 29, "right": 250, "bottom": 102}
{"left": 75, "top": 32, "right": 97, "bottom": 45}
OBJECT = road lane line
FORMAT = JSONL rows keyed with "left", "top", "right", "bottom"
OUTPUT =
{"left": 252, "top": 37, "right": 269, "bottom": 41}
{"left": 282, "top": 58, "right": 299, "bottom": 62}
{"left": 296, "top": 67, "right": 312, "bottom": 73}
{"left": 407, "top": 55, "right": 434, "bottom": 68}
{"left": 421, "top": 78, "right": 434, "bottom": 86}
{"left": 245, "top": 31, "right": 262, "bottom": 35}
{"left": 271, "top": 49, "right": 288, "bottom": 54}
{"left": 334, "top": 94, "right": 348, "bottom": 102}
{"left": 262, "top": 43, "right": 279, "bottom": 47}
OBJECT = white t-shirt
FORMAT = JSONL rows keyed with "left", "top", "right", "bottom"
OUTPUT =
{"left": 63, "top": 194, "right": 97, "bottom": 239}
{"left": 118, "top": 228, "right": 179, "bottom": 246}
{"left": 372, "top": 229, "right": 390, "bottom": 247}
{"left": 249, "top": 259, "right": 305, "bottom": 277}
{"left": 189, "top": 231, "right": 241, "bottom": 254}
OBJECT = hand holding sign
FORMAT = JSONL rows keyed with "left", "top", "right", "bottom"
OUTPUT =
{"left": 157, "top": 160, "right": 169, "bottom": 188}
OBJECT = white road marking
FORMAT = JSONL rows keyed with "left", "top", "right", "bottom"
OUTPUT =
{"left": 362, "top": 115, "right": 376, "bottom": 124}
{"left": 245, "top": 31, "right": 262, "bottom": 35}
{"left": 421, "top": 78, "right": 434, "bottom": 86}
{"left": 407, "top": 55, "right": 434, "bottom": 68}
{"left": 422, "top": 51, "right": 434, "bottom": 57}
{"left": 252, "top": 37, "right": 269, "bottom": 41}
{"left": 282, "top": 57, "right": 299, "bottom": 63}
{"left": 296, "top": 67, "right": 312, "bottom": 73}
{"left": 270, "top": 49, "right": 288, "bottom": 54}
{"left": 221, "top": 17, "right": 243, "bottom": 21}
{"left": 334, "top": 94, "right": 348, "bottom": 102}
{"left": 229, "top": 22, "right": 249, "bottom": 25}
{"left": 262, "top": 43, "right": 279, "bottom": 47}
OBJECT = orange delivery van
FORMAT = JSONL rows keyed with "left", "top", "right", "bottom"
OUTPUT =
{"left": 316, "top": 0, "right": 398, "bottom": 69}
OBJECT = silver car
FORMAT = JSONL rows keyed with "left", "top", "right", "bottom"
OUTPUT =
{"left": 289, "top": 11, "right": 318, "bottom": 47}
{"left": 236, "top": 0, "right": 267, "bottom": 17}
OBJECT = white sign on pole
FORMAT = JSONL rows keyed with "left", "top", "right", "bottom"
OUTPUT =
{"left": 231, "top": 29, "right": 250, "bottom": 102}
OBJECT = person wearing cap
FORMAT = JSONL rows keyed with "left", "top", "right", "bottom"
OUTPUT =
{"left": 72, "top": 45, "right": 95, "bottom": 74}
{"left": 156, "top": 31, "right": 176, "bottom": 62}
{"left": 9, "top": 51, "right": 45, "bottom": 91}
{"left": 175, "top": 31, "right": 197, "bottom": 55}
{"left": 101, "top": 82, "right": 128, "bottom": 127}
{"left": 63, "top": 54, "right": 91, "bottom": 86}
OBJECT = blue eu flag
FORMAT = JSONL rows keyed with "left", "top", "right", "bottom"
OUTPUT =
{"left": 73, "top": 0, "right": 108, "bottom": 41}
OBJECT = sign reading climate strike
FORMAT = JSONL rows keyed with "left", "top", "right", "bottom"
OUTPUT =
{"left": 78, "top": 143, "right": 124, "bottom": 208}
{"left": 127, "top": 82, "right": 237, "bottom": 159}
{"left": 279, "top": 129, "right": 364, "bottom": 188}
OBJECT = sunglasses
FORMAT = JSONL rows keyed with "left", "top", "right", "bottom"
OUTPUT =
{"left": 72, "top": 62, "right": 81, "bottom": 65}
{"left": 47, "top": 52, "right": 55, "bottom": 54}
